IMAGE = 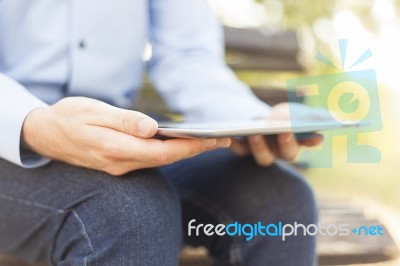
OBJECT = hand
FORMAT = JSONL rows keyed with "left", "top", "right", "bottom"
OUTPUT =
{"left": 22, "top": 97, "right": 231, "bottom": 175}
{"left": 230, "top": 103, "right": 324, "bottom": 166}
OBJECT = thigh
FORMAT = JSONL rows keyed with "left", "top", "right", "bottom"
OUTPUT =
{"left": 161, "top": 149, "right": 317, "bottom": 266}
{"left": 0, "top": 159, "right": 181, "bottom": 265}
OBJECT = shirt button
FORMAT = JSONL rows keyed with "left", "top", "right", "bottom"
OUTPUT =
{"left": 78, "top": 40, "right": 86, "bottom": 49}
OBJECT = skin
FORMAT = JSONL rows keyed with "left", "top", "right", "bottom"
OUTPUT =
{"left": 22, "top": 97, "right": 231, "bottom": 176}
{"left": 22, "top": 97, "right": 323, "bottom": 176}
{"left": 231, "top": 102, "right": 324, "bottom": 166}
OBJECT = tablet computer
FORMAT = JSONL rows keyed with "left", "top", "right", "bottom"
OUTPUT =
{"left": 157, "top": 119, "right": 368, "bottom": 139}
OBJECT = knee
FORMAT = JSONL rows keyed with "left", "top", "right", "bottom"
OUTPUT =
{"left": 92, "top": 169, "right": 181, "bottom": 238}
{"left": 261, "top": 162, "right": 317, "bottom": 224}
{"left": 54, "top": 169, "right": 182, "bottom": 263}
{"left": 227, "top": 159, "right": 317, "bottom": 225}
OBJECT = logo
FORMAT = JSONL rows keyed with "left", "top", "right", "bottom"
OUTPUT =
{"left": 287, "top": 39, "right": 382, "bottom": 167}
{"left": 188, "top": 219, "right": 384, "bottom": 241}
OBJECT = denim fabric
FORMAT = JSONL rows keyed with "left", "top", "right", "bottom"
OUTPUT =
{"left": 0, "top": 149, "right": 317, "bottom": 266}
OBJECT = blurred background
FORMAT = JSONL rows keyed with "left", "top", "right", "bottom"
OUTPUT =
{"left": 184, "top": 0, "right": 400, "bottom": 265}
{"left": 206, "top": 0, "right": 400, "bottom": 212}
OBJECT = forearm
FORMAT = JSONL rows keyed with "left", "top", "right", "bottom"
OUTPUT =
{"left": 150, "top": 54, "right": 270, "bottom": 121}
{"left": 148, "top": 0, "right": 270, "bottom": 122}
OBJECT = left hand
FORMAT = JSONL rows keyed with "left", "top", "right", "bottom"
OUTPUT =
{"left": 230, "top": 103, "right": 325, "bottom": 166}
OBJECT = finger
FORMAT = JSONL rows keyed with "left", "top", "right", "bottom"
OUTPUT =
{"left": 88, "top": 102, "right": 158, "bottom": 138}
{"left": 248, "top": 135, "right": 275, "bottom": 166}
{"left": 298, "top": 134, "right": 324, "bottom": 147}
{"left": 264, "top": 135, "right": 279, "bottom": 155}
{"left": 131, "top": 137, "right": 231, "bottom": 166}
{"left": 97, "top": 128, "right": 231, "bottom": 165}
{"left": 230, "top": 138, "right": 251, "bottom": 156}
{"left": 206, "top": 138, "right": 232, "bottom": 151}
{"left": 92, "top": 136, "right": 230, "bottom": 176}
{"left": 277, "top": 133, "right": 299, "bottom": 161}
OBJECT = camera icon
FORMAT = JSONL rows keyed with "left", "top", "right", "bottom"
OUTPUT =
{"left": 287, "top": 53, "right": 382, "bottom": 167}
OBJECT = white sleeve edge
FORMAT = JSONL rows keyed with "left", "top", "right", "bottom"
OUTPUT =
{"left": 0, "top": 73, "right": 52, "bottom": 168}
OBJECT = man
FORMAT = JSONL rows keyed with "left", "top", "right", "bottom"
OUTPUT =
{"left": 0, "top": 0, "right": 322, "bottom": 265}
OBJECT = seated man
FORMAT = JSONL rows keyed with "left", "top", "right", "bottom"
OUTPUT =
{"left": 0, "top": 0, "right": 321, "bottom": 265}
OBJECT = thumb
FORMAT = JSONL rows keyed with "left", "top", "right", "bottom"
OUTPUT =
{"left": 92, "top": 104, "right": 158, "bottom": 138}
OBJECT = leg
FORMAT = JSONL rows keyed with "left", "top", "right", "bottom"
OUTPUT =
{"left": 161, "top": 149, "right": 317, "bottom": 266}
{"left": 0, "top": 159, "right": 182, "bottom": 266}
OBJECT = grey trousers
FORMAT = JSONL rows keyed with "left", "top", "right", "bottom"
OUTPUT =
{"left": 0, "top": 149, "right": 317, "bottom": 266}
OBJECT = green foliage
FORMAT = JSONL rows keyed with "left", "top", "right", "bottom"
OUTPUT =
{"left": 276, "top": 0, "right": 336, "bottom": 29}
{"left": 256, "top": 0, "right": 400, "bottom": 32}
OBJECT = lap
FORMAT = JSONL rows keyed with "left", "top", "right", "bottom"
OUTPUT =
{"left": 0, "top": 159, "right": 181, "bottom": 264}
{"left": 161, "top": 149, "right": 317, "bottom": 265}
{"left": 0, "top": 149, "right": 316, "bottom": 265}
{"left": 162, "top": 149, "right": 315, "bottom": 223}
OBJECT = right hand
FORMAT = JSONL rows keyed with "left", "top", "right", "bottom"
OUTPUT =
{"left": 22, "top": 97, "right": 231, "bottom": 175}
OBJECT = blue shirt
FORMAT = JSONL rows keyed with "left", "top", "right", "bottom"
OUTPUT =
{"left": 0, "top": 0, "right": 269, "bottom": 167}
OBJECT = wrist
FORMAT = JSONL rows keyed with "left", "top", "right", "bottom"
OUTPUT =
{"left": 22, "top": 107, "right": 47, "bottom": 154}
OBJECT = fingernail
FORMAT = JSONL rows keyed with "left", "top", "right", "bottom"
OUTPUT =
{"left": 204, "top": 139, "right": 217, "bottom": 148}
{"left": 217, "top": 138, "right": 231, "bottom": 148}
{"left": 138, "top": 118, "right": 156, "bottom": 137}
{"left": 250, "top": 135, "right": 263, "bottom": 144}
{"left": 279, "top": 133, "right": 292, "bottom": 144}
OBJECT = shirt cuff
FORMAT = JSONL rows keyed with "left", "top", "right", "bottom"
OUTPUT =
{"left": 0, "top": 73, "right": 51, "bottom": 168}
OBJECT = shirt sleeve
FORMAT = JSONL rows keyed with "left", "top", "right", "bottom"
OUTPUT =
{"left": 0, "top": 73, "right": 51, "bottom": 168}
{"left": 148, "top": 0, "right": 270, "bottom": 122}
